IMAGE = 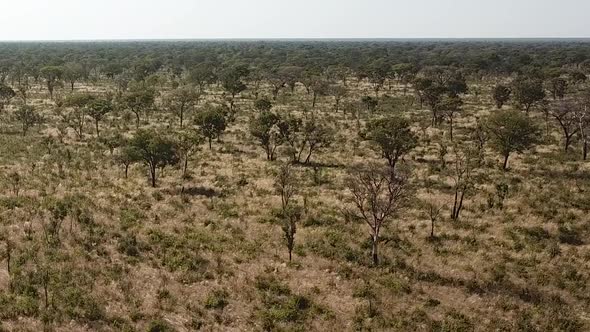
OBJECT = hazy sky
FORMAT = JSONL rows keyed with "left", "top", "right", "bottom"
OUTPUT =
{"left": 1, "top": 0, "right": 589, "bottom": 40}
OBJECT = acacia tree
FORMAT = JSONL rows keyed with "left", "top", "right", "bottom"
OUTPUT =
{"left": 221, "top": 67, "right": 248, "bottom": 111}
{"left": 486, "top": 110, "right": 539, "bottom": 170}
{"left": 274, "top": 163, "right": 301, "bottom": 262}
{"left": 63, "top": 93, "right": 96, "bottom": 139}
{"left": 548, "top": 77, "right": 568, "bottom": 100}
{"left": 116, "top": 145, "right": 141, "bottom": 178}
{"left": 492, "top": 85, "right": 511, "bottom": 109}
{"left": 195, "top": 107, "right": 227, "bottom": 149}
{"left": 120, "top": 87, "right": 156, "bottom": 128}
{"left": 438, "top": 95, "right": 463, "bottom": 141}
{"left": 63, "top": 63, "right": 85, "bottom": 92}
{"left": 15, "top": 105, "right": 41, "bottom": 136}
{"left": 347, "top": 163, "right": 410, "bottom": 266}
{"left": 512, "top": 78, "right": 546, "bottom": 113}
{"left": 551, "top": 100, "right": 580, "bottom": 152}
{"left": 278, "top": 114, "right": 333, "bottom": 164}
{"left": 254, "top": 98, "right": 272, "bottom": 113}
{"left": 165, "top": 85, "right": 201, "bottom": 128}
{"left": 87, "top": 98, "right": 113, "bottom": 137}
{"left": 0, "top": 84, "right": 15, "bottom": 110}
{"left": 309, "top": 79, "right": 329, "bottom": 109}
{"left": 366, "top": 116, "right": 418, "bottom": 172}
{"left": 423, "top": 84, "right": 447, "bottom": 125}
{"left": 188, "top": 64, "right": 216, "bottom": 93}
{"left": 329, "top": 85, "right": 348, "bottom": 112}
{"left": 40, "top": 66, "right": 63, "bottom": 99}
{"left": 250, "top": 111, "right": 282, "bottom": 160}
{"left": 174, "top": 130, "right": 203, "bottom": 177}
{"left": 129, "top": 130, "right": 180, "bottom": 187}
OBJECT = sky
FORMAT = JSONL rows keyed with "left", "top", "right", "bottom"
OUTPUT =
{"left": 1, "top": 0, "right": 589, "bottom": 40}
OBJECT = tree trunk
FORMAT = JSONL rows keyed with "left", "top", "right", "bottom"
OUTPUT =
{"left": 371, "top": 234, "right": 379, "bottom": 266}
{"left": 208, "top": 137, "right": 212, "bottom": 150}
{"left": 503, "top": 153, "right": 510, "bottom": 170}
{"left": 179, "top": 107, "right": 184, "bottom": 128}
{"left": 451, "top": 189, "right": 459, "bottom": 220}
{"left": 135, "top": 112, "right": 140, "bottom": 128}
{"left": 150, "top": 166, "right": 157, "bottom": 187}
{"left": 95, "top": 120, "right": 100, "bottom": 137}
{"left": 430, "top": 219, "right": 435, "bottom": 238}
{"left": 449, "top": 116, "right": 454, "bottom": 141}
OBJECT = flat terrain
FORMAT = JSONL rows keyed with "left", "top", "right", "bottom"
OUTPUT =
{"left": 0, "top": 41, "right": 589, "bottom": 331}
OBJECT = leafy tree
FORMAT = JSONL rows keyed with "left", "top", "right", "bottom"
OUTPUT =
{"left": 174, "top": 130, "right": 203, "bottom": 177}
{"left": 423, "top": 84, "right": 447, "bottom": 125}
{"left": 195, "top": 107, "right": 227, "bottom": 149}
{"left": 438, "top": 95, "right": 463, "bottom": 141}
{"left": 492, "top": 85, "right": 511, "bottom": 109}
{"left": 486, "top": 110, "right": 539, "bottom": 169}
{"left": 309, "top": 79, "right": 329, "bottom": 109}
{"left": 120, "top": 87, "right": 156, "bottom": 128}
{"left": 250, "top": 111, "right": 283, "bottom": 160}
{"left": 87, "top": 99, "right": 113, "bottom": 137}
{"left": 116, "top": 146, "right": 141, "bottom": 178}
{"left": 367, "top": 61, "right": 390, "bottom": 98}
{"left": 278, "top": 115, "right": 333, "bottom": 164}
{"left": 445, "top": 71, "right": 469, "bottom": 97}
{"left": 391, "top": 63, "right": 417, "bottom": 95}
{"left": 63, "top": 63, "right": 85, "bottom": 92}
{"left": 347, "top": 162, "right": 410, "bottom": 265}
{"left": 361, "top": 96, "right": 378, "bottom": 112}
{"left": 129, "top": 130, "right": 180, "bottom": 187}
{"left": 450, "top": 146, "right": 477, "bottom": 221}
{"left": 39, "top": 66, "right": 63, "bottom": 99}
{"left": 100, "top": 132, "right": 124, "bottom": 154}
{"left": 254, "top": 98, "right": 272, "bottom": 113}
{"left": 512, "top": 78, "right": 546, "bottom": 113}
{"left": 570, "top": 71, "right": 587, "bottom": 85}
{"left": 366, "top": 116, "right": 418, "bottom": 172}
{"left": 221, "top": 68, "right": 248, "bottom": 111}
{"left": 63, "top": 93, "right": 96, "bottom": 138}
{"left": 266, "top": 70, "right": 287, "bottom": 100}
{"left": 188, "top": 64, "right": 216, "bottom": 93}
{"left": 329, "top": 85, "right": 348, "bottom": 112}
{"left": 0, "top": 84, "right": 16, "bottom": 110}
{"left": 165, "top": 85, "right": 201, "bottom": 128}
{"left": 15, "top": 105, "right": 41, "bottom": 136}
{"left": 413, "top": 77, "right": 433, "bottom": 108}
{"left": 548, "top": 77, "right": 568, "bottom": 100}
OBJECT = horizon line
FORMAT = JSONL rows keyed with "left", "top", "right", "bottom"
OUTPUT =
{"left": 1, "top": 37, "right": 590, "bottom": 43}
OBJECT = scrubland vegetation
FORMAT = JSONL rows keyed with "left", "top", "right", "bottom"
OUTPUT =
{"left": 0, "top": 40, "right": 589, "bottom": 331}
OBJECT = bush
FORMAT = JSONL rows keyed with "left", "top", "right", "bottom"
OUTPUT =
{"left": 204, "top": 289, "right": 229, "bottom": 310}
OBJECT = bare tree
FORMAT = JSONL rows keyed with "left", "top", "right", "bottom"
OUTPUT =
{"left": 424, "top": 194, "right": 446, "bottom": 238}
{"left": 551, "top": 100, "right": 580, "bottom": 153}
{"left": 347, "top": 163, "right": 411, "bottom": 265}
{"left": 574, "top": 103, "right": 590, "bottom": 160}
{"left": 274, "top": 163, "right": 301, "bottom": 262}
{"left": 450, "top": 146, "right": 476, "bottom": 221}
